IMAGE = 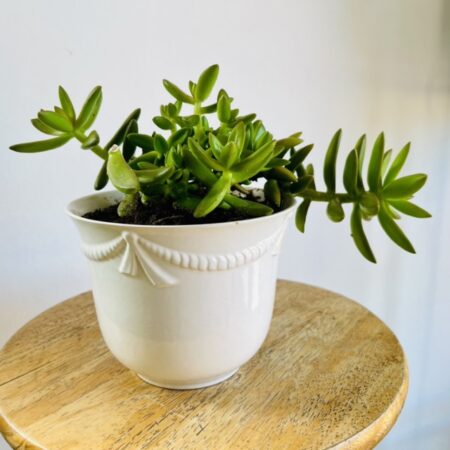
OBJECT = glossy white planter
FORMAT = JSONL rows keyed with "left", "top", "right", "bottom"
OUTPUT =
{"left": 67, "top": 191, "right": 295, "bottom": 389}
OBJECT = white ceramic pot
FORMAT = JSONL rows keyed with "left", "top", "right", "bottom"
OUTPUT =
{"left": 67, "top": 191, "right": 295, "bottom": 389}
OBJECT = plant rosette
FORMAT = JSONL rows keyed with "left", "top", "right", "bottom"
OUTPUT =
{"left": 10, "top": 65, "right": 430, "bottom": 389}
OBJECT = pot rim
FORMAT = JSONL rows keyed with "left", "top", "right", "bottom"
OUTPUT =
{"left": 66, "top": 190, "right": 297, "bottom": 230}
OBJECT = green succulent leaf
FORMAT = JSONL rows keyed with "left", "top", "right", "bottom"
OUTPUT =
{"left": 104, "top": 108, "right": 141, "bottom": 150}
{"left": 127, "top": 133, "right": 153, "bottom": 151}
{"left": 384, "top": 142, "right": 411, "bottom": 186}
{"left": 233, "top": 114, "right": 256, "bottom": 125}
{"left": 383, "top": 174, "right": 427, "bottom": 199}
{"left": 194, "top": 171, "right": 232, "bottom": 217}
{"left": 136, "top": 161, "right": 157, "bottom": 170}
{"left": 228, "top": 122, "right": 246, "bottom": 155}
{"left": 200, "top": 103, "right": 217, "bottom": 114}
{"left": 274, "top": 133, "right": 302, "bottom": 155}
{"left": 168, "top": 128, "right": 190, "bottom": 148}
{"left": 266, "top": 158, "right": 290, "bottom": 169}
{"left": 162, "top": 79, "right": 194, "bottom": 104}
{"left": 287, "top": 144, "right": 314, "bottom": 171}
{"left": 219, "top": 142, "right": 239, "bottom": 168}
{"left": 327, "top": 198, "right": 345, "bottom": 222}
{"left": 389, "top": 199, "right": 431, "bottom": 218}
{"left": 182, "top": 144, "right": 216, "bottom": 187}
{"left": 122, "top": 119, "right": 138, "bottom": 161}
{"left": 38, "top": 111, "right": 73, "bottom": 132}
{"left": 94, "top": 161, "right": 108, "bottom": 190}
{"left": 188, "top": 81, "right": 196, "bottom": 97}
{"left": 81, "top": 130, "right": 100, "bottom": 149}
{"left": 354, "top": 134, "right": 366, "bottom": 189}
{"left": 136, "top": 166, "right": 175, "bottom": 185}
{"left": 378, "top": 202, "right": 415, "bottom": 253}
{"left": 350, "top": 204, "right": 376, "bottom": 263}
{"left": 106, "top": 146, "right": 140, "bottom": 194}
{"left": 232, "top": 140, "right": 275, "bottom": 183}
{"left": 31, "top": 118, "right": 64, "bottom": 136}
{"left": 167, "top": 103, "right": 178, "bottom": 117}
{"left": 217, "top": 93, "right": 231, "bottom": 122}
{"left": 58, "top": 86, "right": 75, "bottom": 122}
{"left": 367, "top": 132, "right": 385, "bottom": 192}
{"left": 295, "top": 199, "right": 311, "bottom": 233}
{"left": 188, "top": 138, "right": 224, "bottom": 172}
{"left": 195, "top": 64, "right": 219, "bottom": 102}
{"left": 381, "top": 149, "right": 392, "bottom": 176}
{"left": 343, "top": 149, "right": 358, "bottom": 195}
{"left": 153, "top": 134, "right": 169, "bottom": 154}
{"left": 208, "top": 133, "right": 224, "bottom": 160}
{"left": 75, "top": 86, "right": 102, "bottom": 131}
{"left": 290, "top": 176, "right": 314, "bottom": 194}
{"left": 323, "top": 129, "right": 342, "bottom": 192}
{"left": 10, "top": 136, "right": 71, "bottom": 153}
{"left": 225, "top": 194, "right": 273, "bottom": 217}
{"left": 264, "top": 179, "right": 281, "bottom": 207}
{"left": 267, "top": 166, "right": 297, "bottom": 183}
{"left": 384, "top": 202, "right": 401, "bottom": 220}
{"left": 152, "top": 116, "right": 173, "bottom": 130}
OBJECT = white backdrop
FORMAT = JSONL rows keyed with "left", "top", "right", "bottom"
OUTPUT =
{"left": 1, "top": 1, "right": 449, "bottom": 449}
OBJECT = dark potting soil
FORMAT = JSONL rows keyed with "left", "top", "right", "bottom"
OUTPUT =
{"left": 83, "top": 193, "right": 274, "bottom": 226}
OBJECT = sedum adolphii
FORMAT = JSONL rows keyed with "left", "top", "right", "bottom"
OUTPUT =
{"left": 10, "top": 65, "right": 431, "bottom": 263}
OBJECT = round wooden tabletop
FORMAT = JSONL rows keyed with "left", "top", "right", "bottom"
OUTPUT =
{"left": 0, "top": 280, "right": 408, "bottom": 450}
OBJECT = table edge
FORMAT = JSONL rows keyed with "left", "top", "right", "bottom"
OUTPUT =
{"left": 334, "top": 357, "right": 408, "bottom": 449}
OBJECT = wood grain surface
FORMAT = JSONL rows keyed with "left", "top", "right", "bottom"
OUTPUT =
{"left": 0, "top": 280, "right": 408, "bottom": 450}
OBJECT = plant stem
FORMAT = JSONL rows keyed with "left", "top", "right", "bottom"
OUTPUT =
{"left": 298, "top": 189, "right": 355, "bottom": 203}
{"left": 194, "top": 103, "right": 202, "bottom": 115}
{"left": 90, "top": 145, "right": 108, "bottom": 160}
{"left": 74, "top": 131, "right": 108, "bottom": 160}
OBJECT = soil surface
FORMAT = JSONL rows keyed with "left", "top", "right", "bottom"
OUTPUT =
{"left": 83, "top": 194, "right": 274, "bottom": 225}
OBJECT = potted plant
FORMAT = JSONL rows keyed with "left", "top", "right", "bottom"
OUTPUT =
{"left": 10, "top": 65, "right": 430, "bottom": 389}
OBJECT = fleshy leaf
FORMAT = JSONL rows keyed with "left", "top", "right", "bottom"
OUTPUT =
{"left": 350, "top": 204, "right": 376, "bottom": 263}
{"left": 38, "top": 111, "right": 73, "bottom": 132}
{"left": 106, "top": 146, "right": 140, "bottom": 194}
{"left": 383, "top": 174, "right": 427, "bottom": 199}
{"left": 367, "top": 132, "right": 385, "bottom": 191}
{"left": 58, "top": 86, "right": 75, "bottom": 121}
{"left": 75, "top": 86, "right": 102, "bottom": 131}
{"left": 343, "top": 149, "right": 358, "bottom": 195}
{"left": 10, "top": 136, "right": 71, "bottom": 153}
{"left": 295, "top": 199, "right": 311, "bottom": 233}
{"left": 384, "top": 142, "right": 410, "bottom": 186}
{"left": 264, "top": 179, "right": 281, "bottom": 207}
{"left": 389, "top": 199, "right": 431, "bottom": 218}
{"left": 323, "top": 129, "right": 342, "bottom": 192}
{"left": 378, "top": 202, "right": 415, "bottom": 253}
{"left": 104, "top": 109, "right": 141, "bottom": 150}
{"left": 31, "top": 118, "right": 64, "bottom": 136}
{"left": 194, "top": 171, "right": 232, "bottom": 217}
{"left": 196, "top": 64, "right": 219, "bottom": 102}
{"left": 327, "top": 198, "right": 345, "bottom": 222}
{"left": 163, "top": 79, "right": 194, "bottom": 104}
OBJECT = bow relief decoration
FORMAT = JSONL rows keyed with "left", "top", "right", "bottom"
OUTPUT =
{"left": 81, "top": 226, "right": 287, "bottom": 288}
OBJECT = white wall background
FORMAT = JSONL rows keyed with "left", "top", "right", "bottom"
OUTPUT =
{"left": 1, "top": 0, "right": 449, "bottom": 448}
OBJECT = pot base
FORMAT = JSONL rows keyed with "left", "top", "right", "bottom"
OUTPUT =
{"left": 137, "top": 368, "right": 239, "bottom": 390}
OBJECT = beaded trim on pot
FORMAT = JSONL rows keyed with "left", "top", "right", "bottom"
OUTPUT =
{"left": 81, "top": 227, "right": 286, "bottom": 288}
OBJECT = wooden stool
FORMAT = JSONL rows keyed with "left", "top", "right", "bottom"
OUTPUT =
{"left": 0, "top": 280, "right": 407, "bottom": 449}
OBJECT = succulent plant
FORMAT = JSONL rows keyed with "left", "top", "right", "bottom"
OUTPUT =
{"left": 10, "top": 65, "right": 430, "bottom": 262}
